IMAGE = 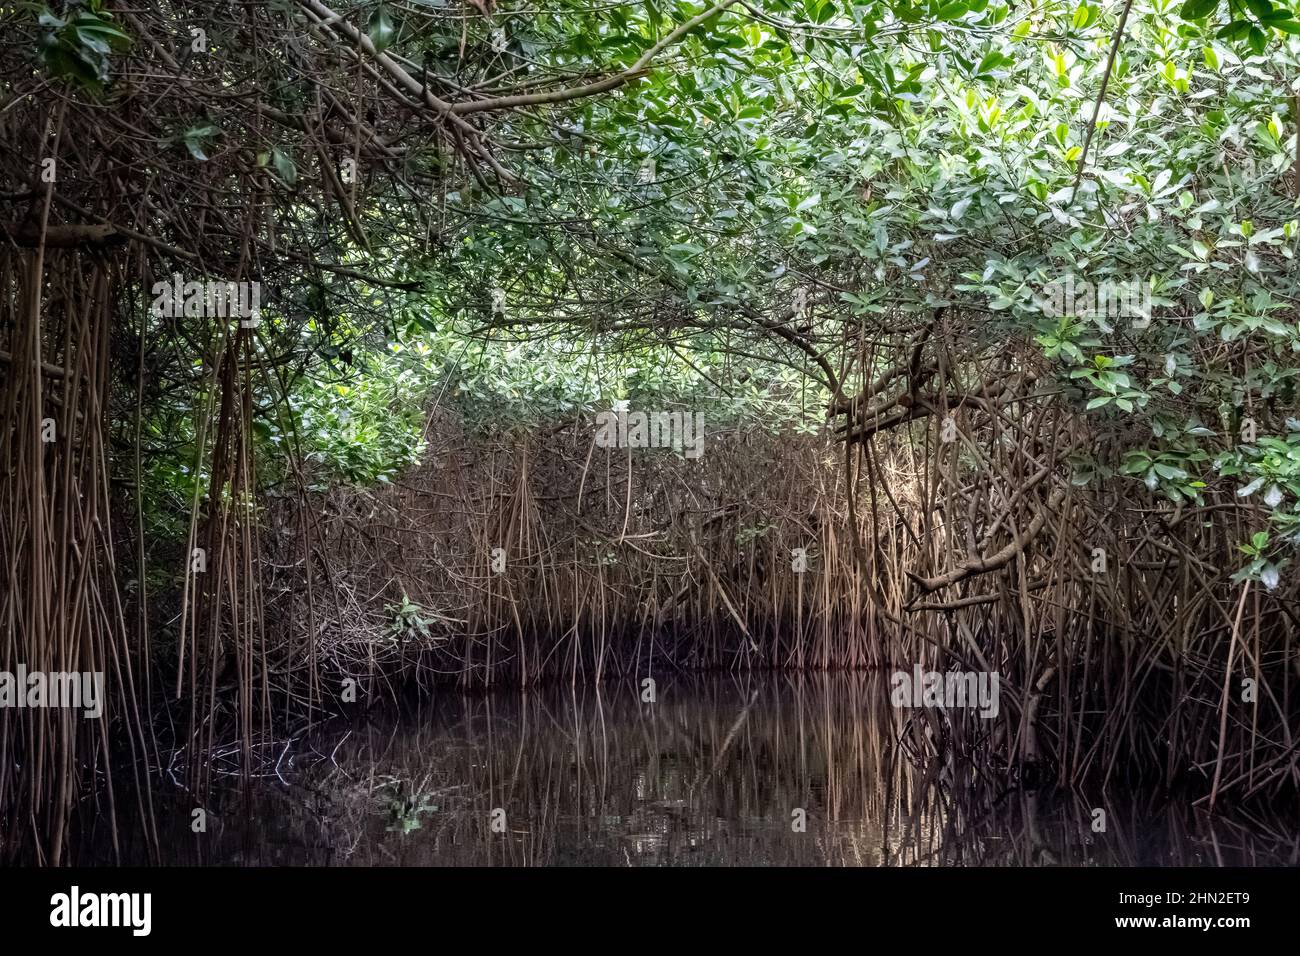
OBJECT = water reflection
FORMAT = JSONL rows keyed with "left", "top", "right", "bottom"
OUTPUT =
{"left": 86, "top": 674, "right": 1299, "bottom": 865}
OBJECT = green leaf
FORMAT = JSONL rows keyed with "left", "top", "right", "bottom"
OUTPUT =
{"left": 1217, "top": 19, "right": 1252, "bottom": 40}
{"left": 369, "top": 6, "right": 396, "bottom": 51}
{"left": 181, "top": 125, "right": 220, "bottom": 161}
{"left": 1244, "top": 0, "right": 1273, "bottom": 21}
{"left": 271, "top": 146, "right": 297, "bottom": 185}
{"left": 975, "top": 50, "right": 1008, "bottom": 74}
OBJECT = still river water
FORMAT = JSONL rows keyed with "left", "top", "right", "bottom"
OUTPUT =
{"left": 84, "top": 674, "right": 1298, "bottom": 866}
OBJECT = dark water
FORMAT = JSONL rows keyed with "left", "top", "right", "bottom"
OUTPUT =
{"left": 83, "top": 674, "right": 1299, "bottom": 866}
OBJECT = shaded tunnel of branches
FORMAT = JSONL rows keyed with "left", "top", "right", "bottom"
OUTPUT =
{"left": 2, "top": 0, "right": 1299, "bottom": 865}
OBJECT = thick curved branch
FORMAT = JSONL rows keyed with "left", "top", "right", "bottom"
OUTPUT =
{"left": 450, "top": 0, "right": 746, "bottom": 115}
{"left": 906, "top": 485, "right": 1067, "bottom": 595}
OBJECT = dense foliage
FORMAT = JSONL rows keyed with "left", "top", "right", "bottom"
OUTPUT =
{"left": 7, "top": 0, "right": 1300, "bottom": 862}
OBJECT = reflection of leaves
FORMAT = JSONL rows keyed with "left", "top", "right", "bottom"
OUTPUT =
{"left": 384, "top": 786, "right": 438, "bottom": 835}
